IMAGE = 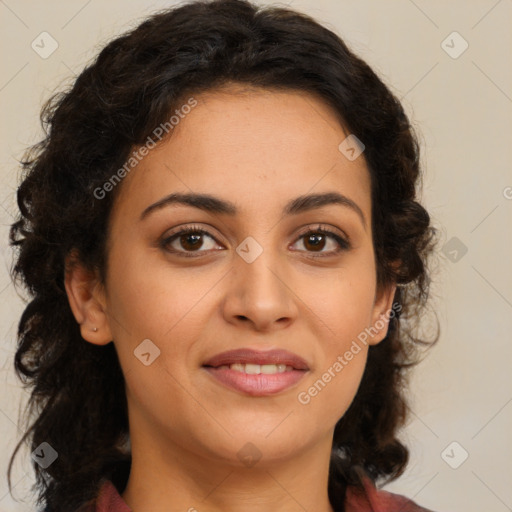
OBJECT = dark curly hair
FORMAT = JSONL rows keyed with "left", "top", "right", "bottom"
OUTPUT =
{"left": 7, "top": 0, "right": 438, "bottom": 511}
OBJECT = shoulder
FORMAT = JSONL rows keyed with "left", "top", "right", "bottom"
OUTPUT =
{"left": 47, "top": 480, "right": 131, "bottom": 512}
{"left": 345, "top": 476, "right": 436, "bottom": 512}
{"left": 47, "top": 477, "right": 435, "bottom": 512}
{"left": 92, "top": 480, "right": 132, "bottom": 512}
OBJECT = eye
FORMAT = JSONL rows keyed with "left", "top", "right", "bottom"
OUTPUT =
{"left": 290, "top": 224, "right": 351, "bottom": 257}
{"left": 160, "top": 224, "right": 224, "bottom": 258}
{"left": 159, "top": 223, "right": 351, "bottom": 258}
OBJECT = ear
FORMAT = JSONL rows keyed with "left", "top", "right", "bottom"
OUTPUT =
{"left": 367, "top": 280, "right": 398, "bottom": 346}
{"left": 64, "top": 250, "right": 113, "bottom": 346}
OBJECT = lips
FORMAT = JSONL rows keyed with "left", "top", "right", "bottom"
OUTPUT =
{"left": 202, "top": 348, "right": 310, "bottom": 371}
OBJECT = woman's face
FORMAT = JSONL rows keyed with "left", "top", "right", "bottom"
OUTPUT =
{"left": 69, "top": 85, "right": 395, "bottom": 468}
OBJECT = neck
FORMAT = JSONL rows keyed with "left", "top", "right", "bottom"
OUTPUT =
{"left": 121, "top": 429, "right": 336, "bottom": 512}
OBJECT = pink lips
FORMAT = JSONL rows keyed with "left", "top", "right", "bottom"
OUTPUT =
{"left": 202, "top": 348, "right": 309, "bottom": 397}
{"left": 203, "top": 348, "right": 309, "bottom": 370}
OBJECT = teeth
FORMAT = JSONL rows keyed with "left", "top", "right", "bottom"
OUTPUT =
{"left": 261, "top": 364, "right": 289, "bottom": 374}
{"left": 218, "top": 363, "right": 294, "bottom": 374}
{"left": 244, "top": 363, "right": 261, "bottom": 374}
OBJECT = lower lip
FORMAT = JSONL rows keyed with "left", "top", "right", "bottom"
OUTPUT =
{"left": 203, "top": 366, "right": 307, "bottom": 396}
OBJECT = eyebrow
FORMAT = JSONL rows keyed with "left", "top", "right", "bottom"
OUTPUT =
{"left": 140, "top": 191, "right": 367, "bottom": 228}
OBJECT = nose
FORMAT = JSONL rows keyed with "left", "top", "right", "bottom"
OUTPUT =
{"left": 221, "top": 245, "right": 298, "bottom": 332}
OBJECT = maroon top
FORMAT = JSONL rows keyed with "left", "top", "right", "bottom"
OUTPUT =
{"left": 92, "top": 477, "right": 434, "bottom": 512}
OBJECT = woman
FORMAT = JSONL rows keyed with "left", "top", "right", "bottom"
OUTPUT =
{"left": 8, "top": 0, "right": 438, "bottom": 510}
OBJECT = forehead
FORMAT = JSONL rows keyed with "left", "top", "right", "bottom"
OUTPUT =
{"left": 112, "top": 86, "right": 372, "bottom": 224}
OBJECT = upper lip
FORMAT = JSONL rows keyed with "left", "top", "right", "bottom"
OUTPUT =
{"left": 203, "top": 348, "right": 310, "bottom": 370}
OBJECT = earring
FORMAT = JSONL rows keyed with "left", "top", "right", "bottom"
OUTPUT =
{"left": 92, "top": 327, "right": 98, "bottom": 332}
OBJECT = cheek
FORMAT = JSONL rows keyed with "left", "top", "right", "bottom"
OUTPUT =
{"left": 105, "top": 262, "right": 215, "bottom": 430}
{"left": 300, "top": 268, "right": 376, "bottom": 340}
{"left": 296, "top": 342, "right": 369, "bottom": 427}
{"left": 291, "top": 271, "right": 374, "bottom": 422}
{"left": 105, "top": 257, "right": 227, "bottom": 423}
{"left": 106, "top": 247, "right": 217, "bottom": 342}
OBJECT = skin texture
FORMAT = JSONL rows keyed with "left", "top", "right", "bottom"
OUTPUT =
{"left": 65, "top": 85, "right": 396, "bottom": 512}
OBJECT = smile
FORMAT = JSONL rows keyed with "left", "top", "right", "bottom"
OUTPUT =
{"left": 202, "top": 365, "right": 308, "bottom": 396}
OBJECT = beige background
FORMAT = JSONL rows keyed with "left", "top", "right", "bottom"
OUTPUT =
{"left": 1, "top": 1, "right": 511, "bottom": 511}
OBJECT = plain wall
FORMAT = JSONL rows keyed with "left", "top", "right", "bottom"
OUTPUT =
{"left": 1, "top": 1, "right": 511, "bottom": 511}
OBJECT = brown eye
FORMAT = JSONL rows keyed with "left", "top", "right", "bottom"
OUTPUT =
{"left": 160, "top": 226, "right": 223, "bottom": 257}
{"left": 291, "top": 226, "right": 351, "bottom": 256}
{"left": 178, "top": 232, "right": 206, "bottom": 251}
{"left": 302, "top": 233, "right": 327, "bottom": 252}
{"left": 160, "top": 224, "right": 350, "bottom": 259}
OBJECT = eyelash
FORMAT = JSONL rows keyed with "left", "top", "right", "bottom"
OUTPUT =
{"left": 159, "top": 223, "right": 351, "bottom": 259}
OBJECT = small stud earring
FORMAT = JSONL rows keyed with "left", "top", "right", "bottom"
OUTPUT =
{"left": 92, "top": 327, "right": 98, "bottom": 332}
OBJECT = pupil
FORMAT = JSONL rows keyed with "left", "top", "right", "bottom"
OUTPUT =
{"left": 182, "top": 233, "right": 202, "bottom": 250}
{"left": 306, "top": 234, "right": 325, "bottom": 251}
